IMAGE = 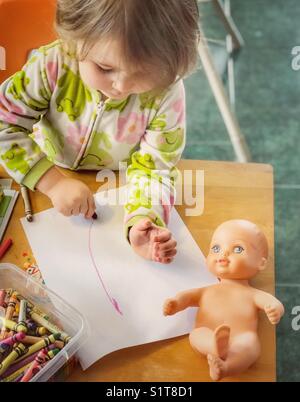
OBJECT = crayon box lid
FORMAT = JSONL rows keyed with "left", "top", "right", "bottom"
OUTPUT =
{"left": 0, "top": 263, "right": 90, "bottom": 382}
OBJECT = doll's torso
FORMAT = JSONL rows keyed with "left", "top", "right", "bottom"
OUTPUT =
{"left": 195, "top": 282, "right": 259, "bottom": 335}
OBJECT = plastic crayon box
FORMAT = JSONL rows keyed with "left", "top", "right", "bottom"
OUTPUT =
{"left": 0, "top": 264, "right": 88, "bottom": 382}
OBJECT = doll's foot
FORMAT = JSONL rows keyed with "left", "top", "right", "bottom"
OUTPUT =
{"left": 214, "top": 325, "right": 230, "bottom": 360}
{"left": 207, "top": 354, "right": 226, "bottom": 381}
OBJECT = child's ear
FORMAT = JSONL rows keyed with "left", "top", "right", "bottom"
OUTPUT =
{"left": 258, "top": 257, "right": 267, "bottom": 271}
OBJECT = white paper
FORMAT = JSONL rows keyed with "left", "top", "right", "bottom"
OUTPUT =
{"left": 21, "top": 187, "right": 217, "bottom": 370}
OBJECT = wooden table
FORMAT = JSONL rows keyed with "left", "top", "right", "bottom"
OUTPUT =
{"left": 0, "top": 160, "right": 275, "bottom": 382}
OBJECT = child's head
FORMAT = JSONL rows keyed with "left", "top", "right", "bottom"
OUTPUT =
{"left": 206, "top": 220, "right": 269, "bottom": 280}
{"left": 55, "top": 0, "right": 200, "bottom": 99}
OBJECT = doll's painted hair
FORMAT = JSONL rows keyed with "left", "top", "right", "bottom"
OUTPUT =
{"left": 55, "top": 0, "right": 200, "bottom": 87}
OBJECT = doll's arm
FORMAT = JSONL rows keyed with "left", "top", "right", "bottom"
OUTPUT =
{"left": 163, "top": 287, "right": 203, "bottom": 316}
{"left": 253, "top": 289, "right": 284, "bottom": 324}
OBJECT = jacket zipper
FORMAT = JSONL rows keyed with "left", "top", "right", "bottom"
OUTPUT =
{"left": 73, "top": 100, "right": 105, "bottom": 169}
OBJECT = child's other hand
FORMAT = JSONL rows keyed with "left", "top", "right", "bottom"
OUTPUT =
{"left": 163, "top": 298, "right": 178, "bottom": 316}
{"left": 36, "top": 168, "right": 95, "bottom": 219}
{"left": 129, "top": 218, "right": 177, "bottom": 264}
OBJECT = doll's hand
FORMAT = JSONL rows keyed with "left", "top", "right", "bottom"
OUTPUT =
{"left": 36, "top": 168, "right": 96, "bottom": 219}
{"left": 264, "top": 304, "right": 284, "bottom": 325}
{"left": 129, "top": 218, "right": 177, "bottom": 264}
{"left": 163, "top": 298, "right": 179, "bottom": 316}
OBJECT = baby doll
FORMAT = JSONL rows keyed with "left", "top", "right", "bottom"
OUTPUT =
{"left": 163, "top": 219, "right": 284, "bottom": 381}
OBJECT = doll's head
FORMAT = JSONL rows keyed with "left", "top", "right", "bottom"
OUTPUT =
{"left": 206, "top": 220, "right": 268, "bottom": 280}
{"left": 55, "top": 0, "right": 200, "bottom": 99}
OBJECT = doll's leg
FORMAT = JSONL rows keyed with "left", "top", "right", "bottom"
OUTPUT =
{"left": 207, "top": 331, "right": 260, "bottom": 381}
{"left": 189, "top": 325, "right": 230, "bottom": 359}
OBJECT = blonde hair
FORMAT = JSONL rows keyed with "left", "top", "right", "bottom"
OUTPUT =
{"left": 55, "top": 0, "right": 200, "bottom": 87}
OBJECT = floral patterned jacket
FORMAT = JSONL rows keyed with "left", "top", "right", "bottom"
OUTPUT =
{"left": 0, "top": 41, "right": 186, "bottom": 235}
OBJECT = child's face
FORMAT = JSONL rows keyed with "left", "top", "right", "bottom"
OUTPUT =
{"left": 206, "top": 222, "right": 266, "bottom": 280}
{"left": 78, "top": 38, "right": 160, "bottom": 100}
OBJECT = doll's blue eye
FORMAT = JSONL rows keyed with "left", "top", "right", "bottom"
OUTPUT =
{"left": 234, "top": 246, "right": 244, "bottom": 254}
{"left": 212, "top": 245, "right": 220, "bottom": 253}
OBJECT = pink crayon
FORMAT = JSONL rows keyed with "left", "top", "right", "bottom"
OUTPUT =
{"left": 0, "top": 332, "right": 25, "bottom": 348}
{"left": 20, "top": 348, "right": 49, "bottom": 382}
{"left": 0, "top": 332, "right": 26, "bottom": 359}
{"left": 0, "top": 290, "right": 6, "bottom": 307}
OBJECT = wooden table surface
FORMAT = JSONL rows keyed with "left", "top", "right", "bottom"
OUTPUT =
{"left": 0, "top": 159, "right": 275, "bottom": 382}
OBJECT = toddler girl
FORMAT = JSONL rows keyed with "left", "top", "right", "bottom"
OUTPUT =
{"left": 0, "top": 0, "right": 199, "bottom": 264}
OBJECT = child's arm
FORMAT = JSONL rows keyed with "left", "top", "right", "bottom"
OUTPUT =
{"left": 253, "top": 289, "right": 284, "bottom": 324}
{"left": 163, "top": 288, "right": 203, "bottom": 316}
{"left": 0, "top": 46, "right": 56, "bottom": 190}
{"left": 125, "top": 80, "right": 186, "bottom": 261}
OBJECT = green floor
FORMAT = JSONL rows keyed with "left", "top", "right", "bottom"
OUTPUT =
{"left": 184, "top": 0, "right": 300, "bottom": 381}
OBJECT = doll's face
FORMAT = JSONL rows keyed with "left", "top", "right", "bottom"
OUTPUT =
{"left": 206, "top": 221, "right": 267, "bottom": 280}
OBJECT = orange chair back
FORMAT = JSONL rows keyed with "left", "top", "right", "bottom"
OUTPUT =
{"left": 0, "top": 0, "right": 57, "bottom": 83}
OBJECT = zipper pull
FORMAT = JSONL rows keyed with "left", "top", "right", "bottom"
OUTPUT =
{"left": 97, "top": 100, "right": 104, "bottom": 112}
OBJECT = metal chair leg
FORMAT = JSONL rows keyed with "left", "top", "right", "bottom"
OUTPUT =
{"left": 198, "top": 30, "right": 251, "bottom": 162}
{"left": 212, "top": 0, "right": 245, "bottom": 51}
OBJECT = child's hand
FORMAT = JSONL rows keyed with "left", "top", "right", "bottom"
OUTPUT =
{"left": 264, "top": 304, "right": 284, "bottom": 325}
{"left": 163, "top": 298, "right": 179, "bottom": 316}
{"left": 36, "top": 168, "right": 96, "bottom": 218}
{"left": 48, "top": 178, "right": 96, "bottom": 218}
{"left": 129, "top": 218, "right": 177, "bottom": 264}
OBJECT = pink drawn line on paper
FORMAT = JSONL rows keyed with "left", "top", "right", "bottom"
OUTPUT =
{"left": 88, "top": 221, "right": 123, "bottom": 315}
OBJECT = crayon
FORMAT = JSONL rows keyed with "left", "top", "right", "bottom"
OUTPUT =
{"left": 26, "top": 319, "right": 38, "bottom": 331}
{"left": 26, "top": 319, "right": 48, "bottom": 335}
{"left": 0, "top": 290, "right": 6, "bottom": 307}
{"left": 12, "top": 310, "right": 19, "bottom": 322}
{"left": 15, "top": 293, "right": 34, "bottom": 310}
{"left": 47, "top": 348, "right": 60, "bottom": 360}
{"left": 28, "top": 326, "right": 48, "bottom": 337}
{"left": 6, "top": 292, "right": 18, "bottom": 318}
{"left": 0, "top": 238, "right": 13, "bottom": 260}
{"left": 29, "top": 311, "right": 71, "bottom": 343}
{"left": 5, "top": 288, "right": 13, "bottom": 298}
{"left": 0, "top": 332, "right": 26, "bottom": 347}
{"left": 16, "top": 333, "right": 60, "bottom": 362}
{"left": 23, "top": 335, "right": 44, "bottom": 345}
{"left": 0, "top": 288, "right": 70, "bottom": 381}
{"left": 18, "top": 300, "right": 27, "bottom": 330}
{"left": 20, "top": 347, "right": 59, "bottom": 382}
{"left": 32, "top": 306, "right": 50, "bottom": 321}
{"left": 14, "top": 373, "right": 26, "bottom": 382}
{"left": 0, "top": 343, "right": 26, "bottom": 376}
{"left": 20, "top": 348, "right": 49, "bottom": 382}
{"left": 2, "top": 293, "right": 10, "bottom": 310}
{"left": 0, "top": 344, "right": 56, "bottom": 380}
{"left": 0, "top": 332, "right": 26, "bottom": 359}
{"left": 0, "top": 317, "right": 27, "bottom": 333}
{"left": 1, "top": 362, "right": 31, "bottom": 382}
{"left": 0, "top": 342, "right": 11, "bottom": 360}
{"left": 0, "top": 292, "right": 18, "bottom": 339}
{"left": 54, "top": 340, "right": 64, "bottom": 350}
{"left": 20, "top": 185, "right": 33, "bottom": 222}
